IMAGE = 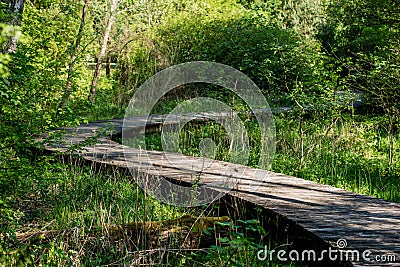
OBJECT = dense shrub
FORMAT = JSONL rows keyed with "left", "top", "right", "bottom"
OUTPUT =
{"left": 116, "top": 0, "right": 335, "bottom": 106}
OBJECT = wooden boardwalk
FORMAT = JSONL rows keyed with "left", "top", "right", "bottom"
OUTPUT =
{"left": 38, "top": 116, "right": 400, "bottom": 266}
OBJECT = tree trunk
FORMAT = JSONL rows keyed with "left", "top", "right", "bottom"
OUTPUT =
{"left": 59, "top": 0, "right": 90, "bottom": 110}
{"left": 2, "top": 0, "right": 25, "bottom": 54}
{"left": 88, "top": 0, "right": 118, "bottom": 102}
{"left": 106, "top": 51, "right": 111, "bottom": 76}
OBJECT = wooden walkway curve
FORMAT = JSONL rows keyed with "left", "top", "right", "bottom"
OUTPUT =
{"left": 38, "top": 116, "right": 400, "bottom": 267}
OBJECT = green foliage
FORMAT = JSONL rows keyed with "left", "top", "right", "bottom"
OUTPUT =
{"left": 202, "top": 219, "right": 265, "bottom": 266}
{"left": 320, "top": 0, "right": 400, "bottom": 106}
{"left": 0, "top": 25, "right": 10, "bottom": 75}
{"left": 156, "top": 8, "right": 326, "bottom": 102}
{"left": 186, "top": 219, "right": 303, "bottom": 266}
{"left": 318, "top": 0, "right": 400, "bottom": 168}
{"left": 0, "top": 0, "right": 90, "bottom": 189}
{"left": 115, "top": 0, "right": 333, "bottom": 107}
{"left": 238, "top": 0, "right": 328, "bottom": 37}
{"left": 321, "top": 0, "right": 399, "bottom": 55}
{"left": 0, "top": 1, "right": 88, "bottom": 136}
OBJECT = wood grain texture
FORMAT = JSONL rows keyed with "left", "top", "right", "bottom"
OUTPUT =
{"left": 37, "top": 117, "right": 400, "bottom": 266}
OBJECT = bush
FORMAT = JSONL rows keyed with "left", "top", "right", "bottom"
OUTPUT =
{"left": 116, "top": 0, "right": 333, "bottom": 106}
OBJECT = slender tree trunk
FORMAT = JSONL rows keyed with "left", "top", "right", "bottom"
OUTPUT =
{"left": 105, "top": 51, "right": 111, "bottom": 76}
{"left": 2, "top": 0, "right": 25, "bottom": 54}
{"left": 88, "top": 0, "right": 118, "bottom": 102}
{"left": 59, "top": 0, "right": 90, "bottom": 110}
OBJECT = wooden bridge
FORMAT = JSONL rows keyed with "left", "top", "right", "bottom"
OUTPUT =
{"left": 38, "top": 115, "right": 400, "bottom": 267}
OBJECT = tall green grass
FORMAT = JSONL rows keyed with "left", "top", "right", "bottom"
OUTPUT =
{"left": 273, "top": 113, "right": 400, "bottom": 201}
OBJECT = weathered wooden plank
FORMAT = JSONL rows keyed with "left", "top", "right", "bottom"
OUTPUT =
{"left": 37, "top": 117, "right": 399, "bottom": 266}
